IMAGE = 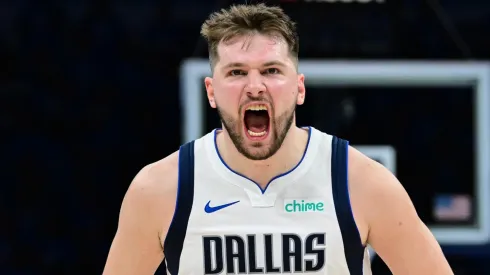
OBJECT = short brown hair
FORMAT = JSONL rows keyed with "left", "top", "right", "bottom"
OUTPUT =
{"left": 200, "top": 3, "right": 299, "bottom": 70}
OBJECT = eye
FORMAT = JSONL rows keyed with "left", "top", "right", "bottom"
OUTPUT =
{"left": 263, "top": 68, "right": 280, "bottom": 74}
{"left": 229, "top": 70, "right": 246, "bottom": 76}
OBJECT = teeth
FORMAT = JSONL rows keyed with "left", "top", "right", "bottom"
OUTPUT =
{"left": 246, "top": 105, "right": 268, "bottom": 111}
{"left": 248, "top": 130, "right": 267, "bottom": 137}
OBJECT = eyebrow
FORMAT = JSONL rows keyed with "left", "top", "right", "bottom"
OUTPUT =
{"left": 222, "top": 60, "right": 288, "bottom": 70}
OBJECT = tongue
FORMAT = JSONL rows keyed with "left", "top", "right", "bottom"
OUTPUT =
{"left": 245, "top": 112, "right": 268, "bottom": 133}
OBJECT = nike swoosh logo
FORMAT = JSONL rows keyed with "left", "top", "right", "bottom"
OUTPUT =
{"left": 204, "top": 200, "right": 240, "bottom": 213}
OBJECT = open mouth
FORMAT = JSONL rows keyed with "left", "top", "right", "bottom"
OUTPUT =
{"left": 244, "top": 104, "right": 270, "bottom": 139}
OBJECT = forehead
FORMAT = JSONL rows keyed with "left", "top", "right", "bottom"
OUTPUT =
{"left": 216, "top": 34, "right": 292, "bottom": 67}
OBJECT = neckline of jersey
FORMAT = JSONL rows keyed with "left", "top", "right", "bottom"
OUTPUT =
{"left": 212, "top": 126, "right": 313, "bottom": 194}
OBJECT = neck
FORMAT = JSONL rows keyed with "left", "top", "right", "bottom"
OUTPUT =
{"left": 216, "top": 125, "right": 310, "bottom": 187}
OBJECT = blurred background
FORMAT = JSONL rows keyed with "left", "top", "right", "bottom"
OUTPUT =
{"left": 2, "top": 0, "right": 490, "bottom": 274}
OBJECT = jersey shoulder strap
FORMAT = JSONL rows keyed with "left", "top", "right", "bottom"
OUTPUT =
{"left": 331, "top": 136, "right": 365, "bottom": 275}
{"left": 162, "top": 141, "right": 195, "bottom": 275}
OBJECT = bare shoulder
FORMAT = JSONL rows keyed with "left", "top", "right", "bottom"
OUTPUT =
{"left": 125, "top": 150, "right": 180, "bottom": 236}
{"left": 347, "top": 145, "right": 408, "bottom": 240}
{"left": 347, "top": 145, "right": 415, "bottom": 220}
{"left": 347, "top": 145, "right": 399, "bottom": 196}
{"left": 128, "top": 150, "right": 179, "bottom": 203}
{"left": 103, "top": 151, "right": 181, "bottom": 275}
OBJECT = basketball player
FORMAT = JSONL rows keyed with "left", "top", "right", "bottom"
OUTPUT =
{"left": 103, "top": 4, "right": 453, "bottom": 275}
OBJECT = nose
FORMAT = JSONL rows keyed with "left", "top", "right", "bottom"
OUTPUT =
{"left": 244, "top": 70, "right": 266, "bottom": 97}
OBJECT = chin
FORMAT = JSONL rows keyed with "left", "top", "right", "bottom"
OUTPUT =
{"left": 237, "top": 138, "right": 277, "bottom": 161}
{"left": 240, "top": 148, "right": 273, "bottom": 161}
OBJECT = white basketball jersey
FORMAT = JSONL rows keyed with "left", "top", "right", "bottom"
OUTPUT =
{"left": 163, "top": 127, "right": 372, "bottom": 274}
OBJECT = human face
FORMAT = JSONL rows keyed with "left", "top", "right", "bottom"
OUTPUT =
{"left": 204, "top": 34, "right": 305, "bottom": 160}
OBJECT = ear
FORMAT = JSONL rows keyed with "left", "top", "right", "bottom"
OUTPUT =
{"left": 204, "top": 77, "right": 216, "bottom": 108}
{"left": 296, "top": 73, "right": 305, "bottom": 105}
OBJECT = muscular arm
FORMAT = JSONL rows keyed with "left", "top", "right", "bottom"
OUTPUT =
{"left": 348, "top": 147, "right": 453, "bottom": 275}
{"left": 103, "top": 153, "right": 178, "bottom": 275}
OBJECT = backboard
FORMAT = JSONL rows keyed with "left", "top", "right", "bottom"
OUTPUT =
{"left": 180, "top": 59, "right": 490, "bottom": 246}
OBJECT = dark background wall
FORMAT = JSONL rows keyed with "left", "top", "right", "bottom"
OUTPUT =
{"left": 2, "top": 0, "right": 490, "bottom": 274}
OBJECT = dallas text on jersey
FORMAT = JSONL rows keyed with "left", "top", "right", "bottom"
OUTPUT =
{"left": 202, "top": 233, "right": 326, "bottom": 274}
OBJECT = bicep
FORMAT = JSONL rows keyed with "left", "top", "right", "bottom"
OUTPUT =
{"left": 367, "top": 183, "right": 451, "bottom": 274}
{"left": 103, "top": 177, "right": 166, "bottom": 275}
{"left": 104, "top": 227, "right": 164, "bottom": 275}
{"left": 349, "top": 147, "right": 453, "bottom": 274}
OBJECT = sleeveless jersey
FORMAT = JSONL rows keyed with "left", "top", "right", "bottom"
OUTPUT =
{"left": 163, "top": 127, "right": 372, "bottom": 274}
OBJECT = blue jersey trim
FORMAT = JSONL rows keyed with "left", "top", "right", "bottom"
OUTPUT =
{"left": 163, "top": 141, "right": 195, "bottom": 274}
{"left": 331, "top": 136, "right": 364, "bottom": 275}
{"left": 213, "top": 127, "right": 312, "bottom": 194}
